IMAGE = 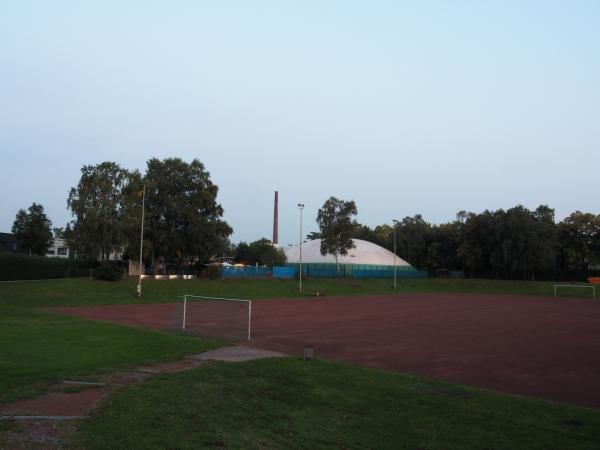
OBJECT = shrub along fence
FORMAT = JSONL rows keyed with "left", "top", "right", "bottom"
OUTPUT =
{"left": 0, "top": 252, "right": 94, "bottom": 281}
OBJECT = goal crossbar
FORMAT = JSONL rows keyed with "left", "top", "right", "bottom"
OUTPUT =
{"left": 182, "top": 294, "right": 252, "bottom": 340}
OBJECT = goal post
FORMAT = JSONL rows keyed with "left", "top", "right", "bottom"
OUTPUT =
{"left": 177, "top": 295, "right": 252, "bottom": 341}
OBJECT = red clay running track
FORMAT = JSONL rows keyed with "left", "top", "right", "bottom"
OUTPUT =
{"left": 50, "top": 293, "right": 600, "bottom": 409}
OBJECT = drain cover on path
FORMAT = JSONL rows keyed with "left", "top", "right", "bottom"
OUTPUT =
{"left": 187, "top": 346, "right": 285, "bottom": 362}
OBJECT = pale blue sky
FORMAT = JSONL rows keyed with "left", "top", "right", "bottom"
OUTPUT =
{"left": 1, "top": 1, "right": 599, "bottom": 245}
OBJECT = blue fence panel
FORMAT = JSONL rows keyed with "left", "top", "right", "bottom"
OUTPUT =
{"left": 305, "top": 266, "right": 346, "bottom": 278}
{"left": 273, "top": 264, "right": 427, "bottom": 279}
{"left": 353, "top": 269, "right": 429, "bottom": 279}
{"left": 272, "top": 266, "right": 298, "bottom": 279}
{"left": 221, "top": 266, "right": 269, "bottom": 279}
{"left": 353, "top": 270, "right": 394, "bottom": 279}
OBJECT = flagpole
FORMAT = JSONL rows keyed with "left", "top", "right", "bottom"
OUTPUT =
{"left": 137, "top": 185, "right": 145, "bottom": 298}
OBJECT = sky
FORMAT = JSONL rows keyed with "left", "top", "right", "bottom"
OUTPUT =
{"left": 1, "top": 1, "right": 599, "bottom": 246}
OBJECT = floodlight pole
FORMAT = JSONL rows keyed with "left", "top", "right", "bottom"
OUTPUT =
{"left": 298, "top": 203, "right": 304, "bottom": 293}
{"left": 393, "top": 219, "right": 399, "bottom": 290}
{"left": 137, "top": 184, "right": 146, "bottom": 299}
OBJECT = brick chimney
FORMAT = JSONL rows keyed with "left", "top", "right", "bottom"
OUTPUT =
{"left": 273, "top": 191, "right": 278, "bottom": 245}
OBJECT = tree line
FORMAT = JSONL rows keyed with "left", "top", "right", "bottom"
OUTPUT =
{"left": 347, "top": 205, "right": 600, "bottom": 280}
{"left": 10, "top": 167, "right": 600, "bottom": 280}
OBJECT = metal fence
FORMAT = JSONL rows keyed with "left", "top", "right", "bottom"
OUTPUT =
{"left": 353, "top": 269, "right": 428, "bottom": 279}
{"left": 221, "top": 266, "right": 269, "bottom": 279}
{"left": 272, "top": 267, "right": 297, "bottom": 279}
{"left": 220, "top": 264, "right": 429, "bottom": 280}
{"left": 273, "top": 264, "right": 428, "bottom": 279}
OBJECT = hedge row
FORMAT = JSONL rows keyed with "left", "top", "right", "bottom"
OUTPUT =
{"left": 0, "top": 252, "right": 95, "bottom": 281}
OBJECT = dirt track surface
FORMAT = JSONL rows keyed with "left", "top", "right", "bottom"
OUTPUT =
{"left": 50, "top": 293, "right": 600, "bottom": 408}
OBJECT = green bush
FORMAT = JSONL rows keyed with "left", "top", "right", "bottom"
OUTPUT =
{"left": 93, "top": 262, "right": 123, "bottom": 281}
{"left": 0, "top": 252, "right": 93, "bottom": 281}
{"left": 207, "top": 266, "right": 221, "bottom": 280}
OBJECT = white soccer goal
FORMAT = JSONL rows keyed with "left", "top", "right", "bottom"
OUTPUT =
{"left": 554, "top": 284, "right": 597, "bottom": 299}
{"left": 174, "top": 295, "right": 252, "bottom": 341}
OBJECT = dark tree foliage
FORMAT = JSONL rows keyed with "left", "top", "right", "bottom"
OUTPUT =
{"left": 12, "top": 203, "right": 53, "bottom": 256}
{"left": 426, "top": 222, "right": 461, "bottom": 271}
{"left": 262, "top": 246, "right": 287, "bottom": 268}
{"left": 352, "top": 205, "right": 600, "bottom": 280}
{"left": 67, "top": 162, "right": 139, "bottom": 261}
{"left": 559, "top": 211, "right": 600, "bottom": 271}
{"left": 67, "top": 158, "right": 232, "bottom": 268}
{"left": 144, "top": 158, "right": 232, "bottom": 267}
{"left": 234, "top": 238, "right": 286, "bottom": 267}
{"left": 94, "top": 262, "right": 123, "bottom": 281}
{"left": 235, "top": 242, "right": 253, "bottom": 264}
{"left": 394, "top": 215, "right": 431, "bottom": 270}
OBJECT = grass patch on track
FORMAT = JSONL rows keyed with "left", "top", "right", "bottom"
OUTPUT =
{"left": 72, "top": 358, "right": 600, "bottom": 450}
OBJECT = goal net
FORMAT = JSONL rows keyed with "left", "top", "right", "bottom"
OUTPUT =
{"left": 170, "top": 295, "right": 252, "bottom": 341}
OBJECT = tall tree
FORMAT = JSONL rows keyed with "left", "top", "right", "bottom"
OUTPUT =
{"left": 144, "top": 157, "right": 232, "bottom": 268}
{"left": 351, "top": 224, "right": 377, "bottom": 245}
{"left": 458, "top": 210, "right": 498, "bottom": 277}
{"left": 316, "top": 197, "right": 358, "bottom": 270}
{"left": 67, "top": 162, "right": 137, "bottom": 260}
{"left": 395, "top": 215, "right": 431, "bottom": 270}
{"left": 426, "top": 222, "right": 461, "bottom": 271}
{"left": 12, "top": 203, "right": 53, "bottom": 256}
{"left": 528, "top": 205, "right": 558, "bottom": 279}
{"left": 373, "top": 224, "right": 394, "bottom": 250}
{"left": 559, "top": 211, "right": 600, "bottom": 271}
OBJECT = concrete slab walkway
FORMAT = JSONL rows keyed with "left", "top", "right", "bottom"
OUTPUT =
{"left": 188, "top": 346, "right": 285, "bottom": 362}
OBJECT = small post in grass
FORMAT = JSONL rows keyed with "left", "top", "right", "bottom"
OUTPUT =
{"left": 303, "top": 344, "right": 315, "bottom": 361}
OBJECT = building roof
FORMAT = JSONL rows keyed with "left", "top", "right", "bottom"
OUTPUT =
{"left": 284, "top": 238, "right": 412, "bottom": 267}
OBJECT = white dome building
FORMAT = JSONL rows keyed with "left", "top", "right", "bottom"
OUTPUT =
{"left": 284, "top": 238, "right": 412, "bottom": 269}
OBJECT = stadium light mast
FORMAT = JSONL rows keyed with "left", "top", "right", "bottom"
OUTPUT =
{"left": 298, "top": 203, "right": 305, "bottom": 293}
{"left": 393, "top": 219, "right": 399, "bottom": 290}
{"left": 137, "top": 185, "right": 146, "bottom": 299}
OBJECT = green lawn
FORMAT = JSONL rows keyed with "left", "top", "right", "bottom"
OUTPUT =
{"left": 72, "top": 358, "right": 600, "bottom": 450}
{"left": 0, "top": 305, "right": 221, "bottom": 404}
{"left": 0, "top": 276, "right": 578, "bottom": 310}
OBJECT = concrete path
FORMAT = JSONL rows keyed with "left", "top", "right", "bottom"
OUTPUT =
{"left": 188, "top": 346, "right": 285, "bottom": 362}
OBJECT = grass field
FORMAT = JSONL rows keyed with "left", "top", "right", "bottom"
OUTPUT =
{"left": 2, "top": 277, "right": 600, "bottom": 449}
{"left": 0, "top": 276, "right": 587, "bottom": 309}
{"left": 72, "top": 359, "right": 600, "bottom": 450}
